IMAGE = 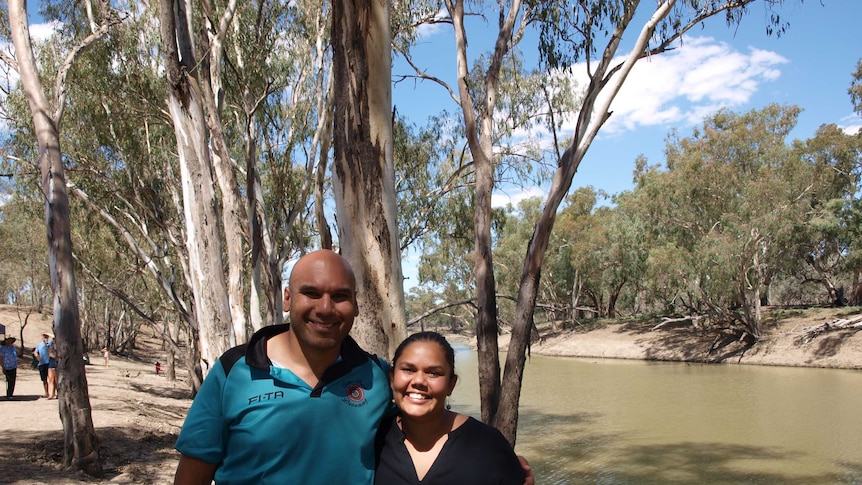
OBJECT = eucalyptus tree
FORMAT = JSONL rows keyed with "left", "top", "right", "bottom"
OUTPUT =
{"left": 632, "top": 105, "right": 809, "bottom": 338}
{"left": 537, "top": 187, "right": 647, "bottom": 321}
{"left": 790, "top": 124, "right": 862, "bottom": 305}
{"left": 3, "top": 0, "right": 124, "bottom": 475}
{"left": 331, "top": 0, "right": 408, "bottom": 356}
{"left": 493, "top": 0, "right": 797, "bottom": 445}
{"left": 32, "top": 1, "right": 208, "bottom": 387}
{"left": 153, "top": 0, "right": 339, "bottom": 372}
{"left": 395, "top": 1, "right": 555, "bottom": 426}
{"left": 1, "top": 0, "right": 334, "bottom": 391}
{"left": 0, "top": 197, "right": 50, "bottom": 311}
{"left": 393, "top": 114, "right": 472, "bottom": 252}
{"left": 851, "top": 58, "right": 862, "bottom": 116}
{"left": 157, "top": 0, "right": 241, "bottom": 369}
{"left": 540, "top": 189, "right": 598, "bottom": 325}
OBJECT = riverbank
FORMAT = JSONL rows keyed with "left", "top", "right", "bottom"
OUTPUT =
{"left": 448, "top": 306, "right": 862, "bottom": 369}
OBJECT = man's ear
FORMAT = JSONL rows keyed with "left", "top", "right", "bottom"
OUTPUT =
{"left": 283, "top": 287, "right": 291, "bottom": 308}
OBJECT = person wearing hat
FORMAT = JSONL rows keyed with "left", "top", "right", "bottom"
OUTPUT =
{"left": 1, "top": 336, "right": 18, "bottom": 398}
{"left": 32, "top": 332, "right": 54, "bottom": 398}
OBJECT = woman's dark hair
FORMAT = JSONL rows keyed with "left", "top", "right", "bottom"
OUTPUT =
{"left": 391, "top": 331, "right": 456, "bottom": 379}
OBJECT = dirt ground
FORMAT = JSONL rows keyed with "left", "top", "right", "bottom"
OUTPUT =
{"left": 0, "top": 304, "right": 860, "bottom": 483}
{"left": 0, "top": 306, "right": 189, "bottom": 484}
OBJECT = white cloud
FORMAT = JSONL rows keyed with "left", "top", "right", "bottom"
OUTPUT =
{"left": 839, "top": 121, "right": 862, "bottom": 136}
{"left": 560, "top": 36, "right": 788, "bottom": 136}
{"left": 415, "top": 8, "right": 448, "bottom": 39}
{"left": 0, "top": 21, "right": 62, "bottom": 98}
{"left": 491, "top": 186, "right": 546, "bottom": 208}
{"left": 28, "top": 21, "right": 62, "bottom": 42}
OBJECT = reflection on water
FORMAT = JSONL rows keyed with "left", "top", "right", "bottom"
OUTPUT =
{"left": 449, "top": 346, "right": 862, "bottom": 484}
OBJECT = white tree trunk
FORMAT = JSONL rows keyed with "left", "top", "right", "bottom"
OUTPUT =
{"left": 167, "top": 94, "right": 233, "bottom": 371}
{"left": 159, "top": 0, "right": 233, "bottom": 372}
{"left": 332, "top": 0, "right": 406, "bottom": 357}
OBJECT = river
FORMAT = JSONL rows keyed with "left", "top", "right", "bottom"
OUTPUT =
{"left": 449, "top": 347, "right": 862, "bottom": 484}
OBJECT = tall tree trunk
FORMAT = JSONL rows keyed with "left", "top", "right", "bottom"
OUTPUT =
{"left": 197, "top": 0, "right": 248, "bottom": 344}
{"left": 446, "top": 0, "right": 524, "bottom": 424}
{"left": 331, "top": 0, "right": 406, "bottom": 357}
{"left": 159, "top": 0, "right": 233, "bottom": 372}
{"left": 7, "top": 0, "right": 102, "bottom": 475}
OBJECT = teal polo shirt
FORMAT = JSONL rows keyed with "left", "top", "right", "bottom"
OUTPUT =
{"left": 176, "top": 325, "right": 394, "bottom": 485}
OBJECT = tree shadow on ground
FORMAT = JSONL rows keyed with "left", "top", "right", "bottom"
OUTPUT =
{"left": 129, "top": 381, "right": 191, "bottom": 400}
{"left": 812, "top": 329, "right": 861, "bottom": 359}
{"left": 0, "top": 426, "right": 178, "bottom": 483}
{"left": 637, "top": 326, "right": 749, "bottom": 363}
{"left": 0, "top": 394, "right": 40, "bottom": 401}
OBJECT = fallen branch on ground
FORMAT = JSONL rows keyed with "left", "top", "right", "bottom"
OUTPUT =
{"left": 652, "top": 315, "right": 705, "bottom": 331}
{"left": 794, "top": 315, "right": 862, "bottom": 344}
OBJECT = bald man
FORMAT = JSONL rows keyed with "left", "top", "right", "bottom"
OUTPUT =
{"left": 175, "top": 250, "right": 391, "bottom": 484}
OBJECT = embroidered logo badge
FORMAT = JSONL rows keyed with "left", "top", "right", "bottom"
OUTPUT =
{"left": 343, "top": 382, "right": 368, "bottom": 407}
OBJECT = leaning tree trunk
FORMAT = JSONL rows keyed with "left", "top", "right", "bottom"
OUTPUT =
{"left": 8, "top": 0, "right": 102, "bottom": 475}
{"left": 496, "top": 2, "right": 673, "bottom": 445}
{"left": 331, "top": 0, "right": 406, "bottom": 358}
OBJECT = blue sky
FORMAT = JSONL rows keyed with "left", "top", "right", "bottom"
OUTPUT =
{"left": 392, "top": 1, "right": 861, "bottom": 291}
{"left": 392, "top": 1, "right": 862, "bottom": 203}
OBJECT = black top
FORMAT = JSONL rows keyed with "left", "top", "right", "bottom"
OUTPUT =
{"left": 375, "top": 415, "right": 525, "bottom": 485}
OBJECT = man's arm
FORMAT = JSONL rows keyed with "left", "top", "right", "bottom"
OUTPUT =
{"left": 174, "top": 454, "right": 217, "bottom": 485}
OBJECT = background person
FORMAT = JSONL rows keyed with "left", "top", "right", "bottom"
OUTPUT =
{"left": 32, "top": 332, "right": 54, "bottom": 398}
{"left": 375, "top": 331, "right": 526, "bottom": 485}
{"left": 1, "top": 336, "right": 18, "bottom": 398}
{"left": 47, "top": 342, "right": 58, "bottom": 399}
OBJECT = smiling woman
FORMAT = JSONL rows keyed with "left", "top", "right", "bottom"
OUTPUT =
{"left": 374, "top": 331, "right": 526, "bottom": 485}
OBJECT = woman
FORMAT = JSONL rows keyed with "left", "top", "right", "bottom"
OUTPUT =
{"left": 47, "top": 342, "right": 58, "bottom": 399}
{"left": 375, "top": 332, "right": 525, "bottom": 484}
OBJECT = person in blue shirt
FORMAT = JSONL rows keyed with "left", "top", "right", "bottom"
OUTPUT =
{"left": 1, "top": 336, "right": 18, "bottom": 398}
{"left": 174, "top": 250, "right": 392, "bottom": 484}
{"left": 32, "top": 332, "right": 53, "bottom": 398}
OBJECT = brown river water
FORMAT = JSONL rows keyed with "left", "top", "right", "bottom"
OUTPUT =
{"left": 449, "top": 347, "right": 862, "bottom": 484}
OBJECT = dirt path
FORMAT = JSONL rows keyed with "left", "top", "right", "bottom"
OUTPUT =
{"left": 0, "top": 351, "right": 188, "bottom": 484}
{"left": 1, "top": 305, "right": 188, "bottom": 483}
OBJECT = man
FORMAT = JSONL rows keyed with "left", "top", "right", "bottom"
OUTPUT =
{"left": 1, "top": 336, "right": 18, "bottom": 398}
{"left": 32, "top": 332, "right": 53, "bottom": 398}
{"left": 174, "top": 249, "right": 392, "bottom": 484}
{"left": 174, "top": 249, "right": 533, "bottom": 484}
